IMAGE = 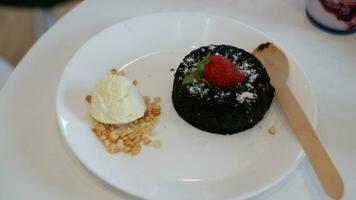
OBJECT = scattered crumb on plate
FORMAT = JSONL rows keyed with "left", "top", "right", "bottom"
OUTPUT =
{"left": 268, "top": 125, "right": 276, "bottom": 135}
{"left": 110, "top": 68, "right": 125, "bottom": 76}
{"left": 85, "top": 95, "right": 92, "bottom": 104}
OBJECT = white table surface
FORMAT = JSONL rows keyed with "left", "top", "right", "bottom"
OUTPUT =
{"left": 0, "top": 0, "right": 355, "bottom": 199}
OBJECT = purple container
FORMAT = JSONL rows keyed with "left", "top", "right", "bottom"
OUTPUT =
{"left": 306, "top": 0, "right": 356, "bottom": 34}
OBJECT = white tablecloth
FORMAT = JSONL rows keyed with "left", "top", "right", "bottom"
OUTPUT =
{"left": 0, "top": 0, "right": 355, "bottom": 199}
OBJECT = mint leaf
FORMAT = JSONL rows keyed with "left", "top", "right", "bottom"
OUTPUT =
{"left": 193, "top": 70, "right": 203, "bottom": 80}
{"left": 182, "top": 74, "right": 195, "bottom": 85}
{"left": 182, "top": 53, "right": 211, "bottom": 85}
{"left": 200, "top": 52, "right": 211, "bottom": 65}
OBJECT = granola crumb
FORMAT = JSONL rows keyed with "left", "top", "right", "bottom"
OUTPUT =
{"left": 133, "top": 80, "right": 138, "bottom": 86}
{"left": 124, "top": 146, "right": 132, "bottom": 153}
{"left": 103, "top": 139, "right": 110, "bottom": 147}
{"left": 268, "top": 125, "right": 276, "bottom": 135}
{"left": 153, "top": 96, "right": 161, "bottom": 103}
{"left": 143, "top": 138, "right": 151, "bottom": 145}
{"left": 107, "top": 143, "right": 120, "bottom": 154}
{"left": 99, "top": 135, "right": 106, "bottom": 141}
{"left": 90, "top": 93, "right": 161, "bottom": 156}
{"left": 110, "top": 69, "right": 118, "bottom": 75}
{"left": 85, "top": 95, "right": 92, "bottom": 104}
{"left": 143, "top": 96, "right": 150, "bottom": 105}
{"left": 131, "top": 144, "right": 141, "bottom": 155}
{"left": 151, "top": 108, "right": 161, "bottom": 116}
{"left": 151, "top": 140, "right": 161, "bottom": 148}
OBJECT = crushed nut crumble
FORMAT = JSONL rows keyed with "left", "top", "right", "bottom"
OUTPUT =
{"left": 110, "top": 68, "right": 125, "bottom": 76}
{"left": 133, "top": 80, "right": 138, "bottom": 85}
{"left": 268, "top": 125, "right": 276, "bottom": 135}
{"left": 89, "top": 95, "right": 162, "bottom": 155}
{"left": 85, "top": 95, "right": 92, "bottom": 104}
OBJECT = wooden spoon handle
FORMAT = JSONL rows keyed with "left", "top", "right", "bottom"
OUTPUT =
{"left": 277, "top": 83, "right": 343, "bottom": 199}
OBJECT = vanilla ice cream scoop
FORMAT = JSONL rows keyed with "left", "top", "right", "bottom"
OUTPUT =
{"left": 90, "top": 74, "right": 146, "bottom": 124}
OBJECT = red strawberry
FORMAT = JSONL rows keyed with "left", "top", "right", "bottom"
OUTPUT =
{"left": 203, "top": 55, "right": 245, "bottom": 87}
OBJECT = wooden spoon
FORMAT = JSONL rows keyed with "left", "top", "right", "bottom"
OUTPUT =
{"left": 253, "top": 43, "right": 343, "bottom": 200}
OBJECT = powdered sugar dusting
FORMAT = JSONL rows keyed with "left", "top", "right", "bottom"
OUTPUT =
{"left": 249, "top": 74, "right": 258, "bottom": 82}
{"left": 188, "top": 81, "right": 210, "bottom": 98}
{"left": 236, "top": 92, "right": 257, "bottom": 103}
{"left": 239, "top": 61, "right": 258, "bottom": 84}
{"left": 181, "top": 57, "right": 199, "bottom": 74}
{"left": 212, "top": 90, "right": 232, "bottom": 102}
{"left": 186, "top": 58, "right": 195, "bottom": 63}
{"left": 246, "top": 83, "right": 254, "bottom": 89}
{"left": 188, "top": 86, "right": 202, "bottom": 95}
{"left": 232, "top": 55, "right": 239, "bottom": 64}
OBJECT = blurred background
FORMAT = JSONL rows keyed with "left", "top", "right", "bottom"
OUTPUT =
{"left": 0, "top": 0, "right": 354, "bottom": 90}
{"left": 0, "top": 0, "right": 80, "bottom": 66}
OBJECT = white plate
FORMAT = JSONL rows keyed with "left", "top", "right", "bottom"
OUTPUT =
{"left": 56, "top": 12, "right": 316, "bottom": 200}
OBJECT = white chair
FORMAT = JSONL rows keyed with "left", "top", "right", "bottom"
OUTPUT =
{"left": 0, "top": 58, "right": 13, "bottom": 90}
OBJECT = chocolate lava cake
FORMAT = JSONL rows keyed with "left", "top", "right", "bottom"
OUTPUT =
{"left": 172, "top": 44, "right": 275, "bottom": 134}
